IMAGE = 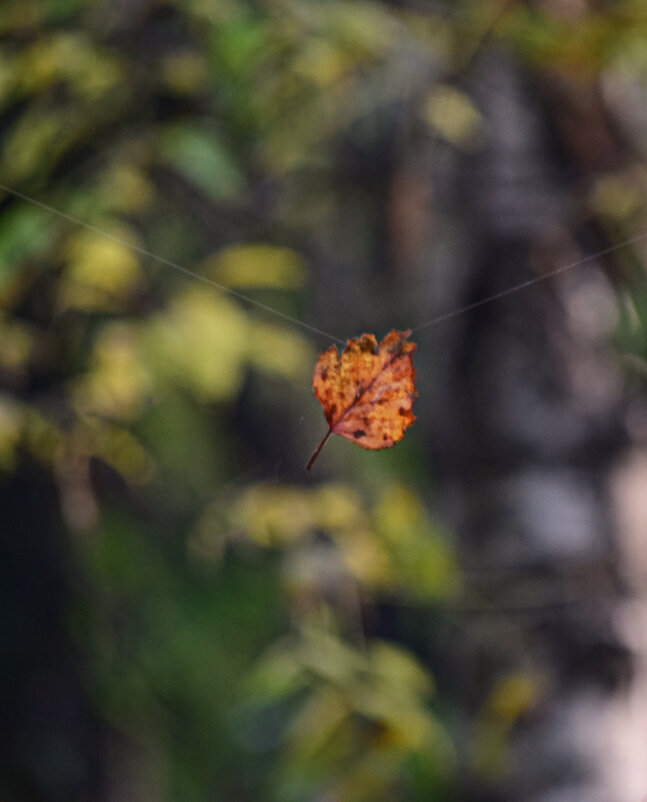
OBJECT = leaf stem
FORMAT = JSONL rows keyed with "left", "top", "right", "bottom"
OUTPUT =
{"left": 305, "top": 428, "right": 332, "bottom": 470}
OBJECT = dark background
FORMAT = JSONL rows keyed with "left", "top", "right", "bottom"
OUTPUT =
{"left": 2, "top": 1, "right": 647, "bottom": 800}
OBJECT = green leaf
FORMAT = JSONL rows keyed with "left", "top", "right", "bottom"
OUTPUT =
{"left": 159, "top": 124, "right": 245, "bottom": 201}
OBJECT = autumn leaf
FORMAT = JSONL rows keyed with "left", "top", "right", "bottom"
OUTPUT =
{"left": 306, "top": 329, "right": 417, "bottom": 470}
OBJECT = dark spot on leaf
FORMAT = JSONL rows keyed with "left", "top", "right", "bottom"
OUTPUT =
{"left": 321, "top": 368, "right": 328, "bottom": 381}
{"left": 399, "top": 406, "right": 406, "bottom": 415}
{"left": 382, "top": 434, "right": 388, "bottom": 441}
{"left": 352, "top": 429, "right": 366, "bottom": 438}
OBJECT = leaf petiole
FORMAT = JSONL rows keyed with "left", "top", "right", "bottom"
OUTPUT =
{"left": 305, "top": 427, "right": 332, "bottom": 470}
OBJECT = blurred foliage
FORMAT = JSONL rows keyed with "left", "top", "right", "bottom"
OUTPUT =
{"left": 2, "top": 0, "right": 647, "bottom": 800}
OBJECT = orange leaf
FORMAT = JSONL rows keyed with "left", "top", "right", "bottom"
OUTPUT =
{"left": 306, "top": 329, "right": 417, "bottom": 470}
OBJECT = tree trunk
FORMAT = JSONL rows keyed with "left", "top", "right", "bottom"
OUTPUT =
{"left": 427, "top": 47, "right": 642, "bottom": 801}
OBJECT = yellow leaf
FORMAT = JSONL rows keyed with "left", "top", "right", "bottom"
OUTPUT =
{"left": 423, "top": 85, "right": 484, "bottom": 150}
{"left": 206, "top": 243, "right": 307, "bottom": 289}
{"left": 145, "top": 286, "right": 248, "bottom": 401}
{"left": 248, "top": 322, "right": 312, "bottom": 381}
{"left": 72, "top": 323, "right": 152, "bottom": 419}
{"left": 230, "top": 484, "right": 317, "bottom": 546}
{"left": 100, "top": 165, "right": 155, "bottom": 214}
{"left": 484, "top": 673, "right": 541, "bottom": 722}
{"left": 60, "top": 229, "right": 141, "bottom": 312}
